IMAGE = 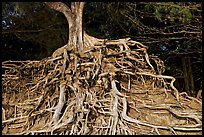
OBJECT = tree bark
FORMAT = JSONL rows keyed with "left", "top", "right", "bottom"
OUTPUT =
{"left": 182, "top": 56, "right": 190, "bottom": 96}
{"left": 45, "top": 2, "right": 85, "bottom": 52}
{"left": 186, "top": 57, "right": 195, "bottom": 97}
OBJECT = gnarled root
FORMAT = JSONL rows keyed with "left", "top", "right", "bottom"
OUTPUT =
{"left": 2, "top": 34, "right": 202, "bottom": 135}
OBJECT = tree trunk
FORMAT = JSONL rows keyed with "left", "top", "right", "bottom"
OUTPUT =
{"left": 186, "top": 57, "right": 195, "bottom": 97}
{"left": 68, "top": 2, "right": 84, "bottom": 51}
{"left": 182, "top": 56, "right": 190, "bottom": 96}
{"left": 45, "top": 2, "right": 85, "bottom": 53}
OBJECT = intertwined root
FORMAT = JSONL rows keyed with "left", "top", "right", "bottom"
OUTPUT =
{"left": 2, "top": 36, "right": 202, "bottom": 135}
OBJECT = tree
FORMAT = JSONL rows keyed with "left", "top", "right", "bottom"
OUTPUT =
{"left": 45, "top": 2, "right": 85, "bottom": 57}
{"left": 2, "top": 2, "right": 202, "bottom": 135}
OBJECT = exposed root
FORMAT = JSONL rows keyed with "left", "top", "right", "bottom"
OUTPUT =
{"left": 51, "top": 82, "right": 67, "bottom": 125}
{"left": 2, "top": 33, "right": 202, "bottom": 135}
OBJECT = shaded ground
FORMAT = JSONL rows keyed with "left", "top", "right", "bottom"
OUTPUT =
{"left": 2, "top": 36, "right": 202, "bottom": 135}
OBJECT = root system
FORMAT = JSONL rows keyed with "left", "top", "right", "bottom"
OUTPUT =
{"left": 2, "top": 35, "right": 202, "bottom": 135}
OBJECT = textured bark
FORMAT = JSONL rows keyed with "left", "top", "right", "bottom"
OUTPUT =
{"left": 45, "top": 2, "right": 85, "bottom": 52}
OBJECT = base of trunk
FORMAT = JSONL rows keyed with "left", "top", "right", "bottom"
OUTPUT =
{"left": 52, "top": 32, "right": 104, "bottom": 58}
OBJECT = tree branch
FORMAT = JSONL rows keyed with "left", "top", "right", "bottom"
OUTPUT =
{"left": 45, "top": 2, "right": 72, "bottom": 22}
